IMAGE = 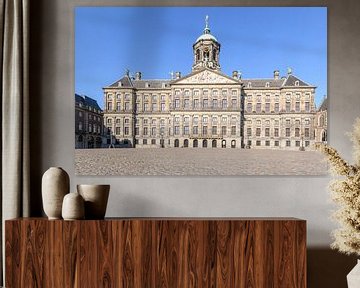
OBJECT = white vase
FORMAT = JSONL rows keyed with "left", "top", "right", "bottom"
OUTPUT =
{"left": 77, "top": 184, "right": 110, "bottom": 219}
{"left": 62, "top": 192, "right": 85, "bottom": 220}
{"left": 347, "top": 259, "right": 360, "bottom": 288}
{"left": 42, "top": 167, "right": 70, "bottom": 219}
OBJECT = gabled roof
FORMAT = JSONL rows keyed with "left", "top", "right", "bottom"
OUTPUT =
{"left": 171, "top": 68, "right": 240, "bottom": 85}
{"left": 107, "top": 75, "right": 133, "bottom": 88}
{"left": 242, "top": 78, "right": 284, "bottom": 88}
{"left": 75, "top": 93, "right": 102, "bottom": 111}
{"left": 282, "top": 74, "right": 313, "bottom": 87}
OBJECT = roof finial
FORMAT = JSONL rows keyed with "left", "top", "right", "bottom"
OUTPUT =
{"left": 204, "top": 15, "right": 210, "bottom": 34}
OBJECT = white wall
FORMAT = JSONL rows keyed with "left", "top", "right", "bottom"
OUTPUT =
{"left": 31, "top": 0, "right": 360, "bottom": 249}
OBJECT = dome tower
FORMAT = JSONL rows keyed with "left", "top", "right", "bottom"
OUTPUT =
{"left": 192, "top": 15, "right": 221, "bottom": 71}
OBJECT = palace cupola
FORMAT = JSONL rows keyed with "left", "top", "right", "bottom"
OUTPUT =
{"left": 192, "top": 15, "right": 221, "bottom": 71}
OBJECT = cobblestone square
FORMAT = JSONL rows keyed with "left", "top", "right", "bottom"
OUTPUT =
{"left": 75, "top": 148, "right": 328, "bottom": 176}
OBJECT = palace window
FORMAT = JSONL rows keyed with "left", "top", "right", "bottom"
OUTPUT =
{"left": 286, "top": 101, "right": 291, "bottom": 112}
{"left": 151, "top": 127, "right": 156, "bottom": 136}
{"left": 295, "top": 119, "right": 300, "bottom": 126}
{"left": 295, "top": 102, "right": 300, "bottom": 112}
{"left": 116, "top": 127, "right": 121, "bottom": 135}
{"left": 247, "top": 82, "right": 252, "bottom": 88}
{"left": 274, "top": 103, "right": 279, "bottom": 113}
{"left": 213, "top": 90, "right": 218, "bottom": 96}
{"left": 161, "top": 95, "right": 166, "bottom": 101}
{"left": 107, "top": 118, "right": 112, "bottom": 124}
{"left": 256, "top": 140, "right": 261, "bottom": 146}
{"left": 116, "top": 118, "right": 121, "bottom": 124}
{"left": 265, "top": 82, "right": 270, "bottom": 88}
{"left": 286, "top": 119, "right": 291, "bottom": 126}
{"left": 212, "top": 116, "right": 218, "bottom": 123}
{"left": 274, "top": 128, "right": 279, "bottom": 137}
{"left": 143, "top": 119, "right": 148, "bottom": 124}
{"left": 194, "top": 99, "right": 199, "bottom": 108}
{"left": 232, "top": 99, "right": 237, "bottom": 108}
{"left": 135, "top": 127, "right": 139, "bottom": 135}
{"left": 152, "top": 103, "right": 157, "bottom": 111}
{"left": 212, "top": 99, "right": 218, "bottom": 108}
{"left": 296, "top": 141, "right": 301, "bottom": 147}
{"left": 305, "top": 118, "right": 310, "bottom": 125}
{"left": 107, "top": 94, "right": 113, "bottom": 100}
{"left": 175, "top": 90, "right": 180, "bottom": 96}
{"left": 143, "top": 139, "right": 147, "bottom": 145}
{"left": 203, "top": 116, "right": 208, "bottom": 123}
{"left": 296, "top": 93, "right": 301, "bottom": 99}
{"left": 184, "top": 99, "right": 189, "bottom": 109}
{"left": 232, "top": 90, "right": 237, "bottom": 96}
{"left": 295, "top": 128, "right": 300, "bottom": 137}
{"left": 305, "top": 128, "right": 310, "bottom": 137}
{"left": 256, "top": 128, "right": 261, "bottom": 137}
{"left": 305, "top": 141, "right": 310, "bottom": 147}
{"left": 265, "top": 103, "right": 270, "bottom": 113}
{"left": 183, "top": 126, "right": 189, "bottom": 135}
{"left": 161, "top": 103, "right": 166, "bottom": 111}
{"left": 230, "top": 126, "right": 236, "bottom": 135}
{"left": 194, "top": 90, "right": 199, "bottom": 96}
{"left": 286, "top": 140, "right": 291, "bottom": 147}
{"left": 265, "top": 120, "right": 270, "bottom": 126}
{"left": 247, "top": 103, "right": 252, "bottom": 113}
{"left": 203, "top": 99, "right": 208, "bottom": 108}
{"left": 184, "top": 90, "right": 190, "bottom": 96}
{"left": 116, "top": 102, "right": 121, "bottom": 111}
{"left": 193, "top": 126, "right": 198, "bottom": 134}
{"left": 222, "top": 89, "right": 227, "bottom": 96}
{"left": 125, "top": 94, "right": 130, "bottom": 100}
{"left": 247, "top": 94, "right": 252, "bottom": 101}
{"left": 265, "top": 94, "right": 270, "bottom": 102}
{"left": 286, "top": 128, "right": 291, "bottom": 137}
{"left": 143, "top": 127, "right": 148, "bottom": 135}
{"left": 78, "top": 122, "right": 82, "bottom": 131}
{"left": 193, "top": 117, "right": 199, "bottom": 123}
{"left": 222, "top": 99, "right": 227, "bottom": 109}
{"left": 265, "top": 140, "right": 270, "bottom": 146}
{"left": 256, "top": 120, "right": 261, "bottom": 125}
{"left": 265, "top": 128, "right": 270, "bottom": 137}
{"left": 305, "top": 102, "right": 310, "bottom": 112}
{"left": 257, "top": 95, "right": 261, "bottom": 102}
{"left": 212, "top": 126, "right": 217, "bottom": 135}
{"left": 202, "top": 126, "right": 208, "bottom": 135}
{"left": 247, "top": 128, "right": 252, "bottom": 136}
{"left": 143, "top": 103, "right": 149, "bottom": 111}
{"left": 222, "top": 126, "right": 227, "bottom": 136}
{"left": 151, "top": 139, "right": 156, "bottom": 145}
{"left": 107, "top": 102, "right": 113, "bottom": 111}
{"left": 174, "top": 126, "right": 180, "bottom": 135}
{"left": 274, "top": 140, "right": 279, "bottom": 147}
{"left": 256, "top": 103, "right": 261, "bottom": 113}
{"left": 295, "top": 80, "right": 300, "bottom": 86}
{"left": 184, "top": 116, "right": 190, "bottom": 123}
{"left": 222, "top": 117, "right": 227, "bottom": 123}
{"left": 124, "top": 127, "right": 129, "bottom": 135}
{"left": 174, "top": 99, "right": 180, "bottom": 109}
{"left": 152, "top": 95, "right": 157, "bottom": 102}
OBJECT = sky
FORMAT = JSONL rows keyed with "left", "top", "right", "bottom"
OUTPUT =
{"left": 75, "top": 7, "right": 327, "bottom": 107}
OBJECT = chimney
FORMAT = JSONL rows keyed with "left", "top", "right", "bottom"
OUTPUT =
{"left": 274, "top": 70, "right": 280, "bottom": 80}
{"left": 175, "top": 72, "right": 181, "bottom": 79}
{"left": 135, "top": 72, "right": 142, "bottom": 80}
{"left": 232, "top": 71, "right": 238, "bottom": 79}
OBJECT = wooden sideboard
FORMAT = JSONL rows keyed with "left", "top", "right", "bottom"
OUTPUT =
{"left": 5, "top": 218, "right": 306, "bottom": 287}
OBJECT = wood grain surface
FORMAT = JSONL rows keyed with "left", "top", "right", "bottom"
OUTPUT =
{"left": 5, "top": 218, "right": 306, "bottom": 288}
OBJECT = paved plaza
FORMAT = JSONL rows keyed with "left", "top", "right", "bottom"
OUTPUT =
{"left": 75, "top": 148, "right": 328, "bottom": 176}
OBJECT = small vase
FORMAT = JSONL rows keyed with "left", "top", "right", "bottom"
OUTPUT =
{"left": 77, "top": 184, "right": 110, "bottom": 219}
{"left": 347, "top": 259, "right": 360, "bottom": 288}
{"left": 62, "top": 192, "right": 85, "bottom": 220}
{"left": 42, "top": 167, "right": 70, "bottom": 219}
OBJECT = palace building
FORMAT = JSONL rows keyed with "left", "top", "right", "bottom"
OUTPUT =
{"left": 103, "top": 17, "right": 324, "bottom": 150}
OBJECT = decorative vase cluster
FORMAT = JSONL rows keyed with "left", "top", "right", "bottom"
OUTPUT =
{"left": 41, "top": 167, "right": 110, "bottom": 220}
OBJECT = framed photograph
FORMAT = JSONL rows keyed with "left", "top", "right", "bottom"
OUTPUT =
{"left": 75, "top": 7, "right": 327, "bottom": 176}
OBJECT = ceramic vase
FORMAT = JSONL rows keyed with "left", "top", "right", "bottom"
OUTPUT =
{"left": 42, "top": 167, "right": 70, "bottom": 219}
{"left": 77, "top": 184, "right": 110, "bottom": 219}
{"left": 347, "top": 259, "right": 360, "bottom": 288}
{"left": 62, "top": 192, "right": 85, "bottom": 220}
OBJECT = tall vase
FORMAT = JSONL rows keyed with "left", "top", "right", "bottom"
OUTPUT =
{"left": 347, "top": 260, "right": 360, "bottom": 288}
{"left": 42, "top": 167, "right": 70, "bottom": 219}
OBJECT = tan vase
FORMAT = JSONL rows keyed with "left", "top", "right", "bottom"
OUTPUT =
{"left": 77, "top": 184, "right": 110, "bottom": 219}
{"left": 62, "top": 192, "right": 85, "bottom": 220}
{"left": 42, "top": 167, "right": 70, "bottom": 219}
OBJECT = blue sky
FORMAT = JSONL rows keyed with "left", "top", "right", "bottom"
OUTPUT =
{"left": 75, "top": 7, "right": 327, "bottom": 107}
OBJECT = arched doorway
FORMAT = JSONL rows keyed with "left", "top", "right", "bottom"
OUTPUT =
{"left": 174, "top": 139, "right": 179, "bottom": 147}
{"left": 212, "top": 139, "right": 217, "bottom": 148}
{"left": 221, "top": 140, "right": 226, "bottom": 148}
{"left": 184, "top": 139, "right": 189, "bottom": 147}
{"left": 203, "top": 139, "right": 208, "bottom": 148}
{"left": 193, "top": 139, "right": 198, "bottom": 148}
{"left": 231, "top": 140, "right": 236, "bottom": 148}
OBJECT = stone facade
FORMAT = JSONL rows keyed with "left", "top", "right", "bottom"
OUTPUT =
{"left": 314, "top": 97, "right": 328, "bottom": 144}
{"left": 75, "top": 94, "right": 104, "bottom": 148}
{"left": 103, "top": 17, "right": 325, "bottom": 150}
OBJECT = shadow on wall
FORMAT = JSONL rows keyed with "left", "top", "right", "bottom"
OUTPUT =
{"left": 308, "top": 248, "right": 357, "bottom": 288}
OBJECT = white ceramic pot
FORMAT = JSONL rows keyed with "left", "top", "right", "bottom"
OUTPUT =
{"left": 77, "top": 184, "right": 110, "bottom": 219}
{"left": 62, "top": 192, "right": 85, "bottom": 220}
{"left": 42, "top": 167, "right": 70, "bottom": 219}
{"left": 347, "top": 259, "right": 360, "bottom": 288}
